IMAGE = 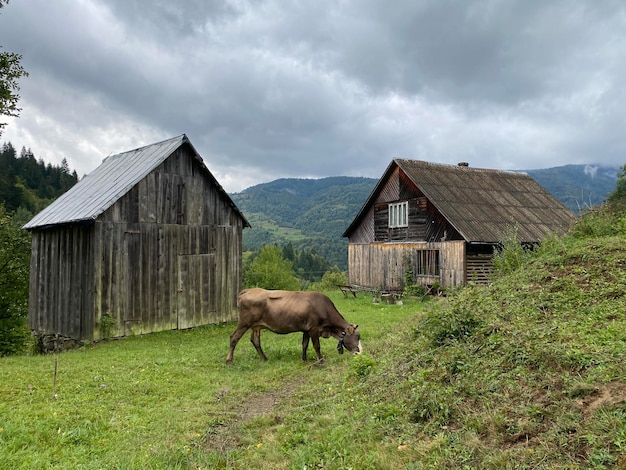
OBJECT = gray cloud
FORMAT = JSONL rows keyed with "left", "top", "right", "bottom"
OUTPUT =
{"left": 1, "top": 0, "right": 625, "bottom": 192}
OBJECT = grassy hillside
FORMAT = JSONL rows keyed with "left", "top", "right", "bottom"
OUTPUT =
{"left": 390, "top": 207, "right": 626, "bottom": 466}
{"left": 222, "top": 205, "right": 626, "bottom": 468}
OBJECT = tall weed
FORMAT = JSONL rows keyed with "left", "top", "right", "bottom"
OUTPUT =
{"left": 491, "top": 225, "right": 534, "bottom": 275}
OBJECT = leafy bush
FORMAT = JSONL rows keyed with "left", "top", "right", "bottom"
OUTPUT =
{"left": 98, "top": 312, "right": 117, "bottom": 340}
{"left": 570, "top": 205, "right": 620, "bottom": 238}
{"left": 402, "top": 256, "right": 427, "bottom": 297}
{"left": 0, "top": 204, "right": 31, "bottom": 355}
{"left": 0, "top": 316, "right": 30, "bottom": 356}
{"left": 243, "top": 244, "right": 301, "bottom": 290}
{"left": 309, "top": 267, "right": 347, "bottom": 291}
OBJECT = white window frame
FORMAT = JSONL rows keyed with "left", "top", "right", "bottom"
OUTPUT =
{"left": 388, "top": 201, "right": 408, "bottom": 228}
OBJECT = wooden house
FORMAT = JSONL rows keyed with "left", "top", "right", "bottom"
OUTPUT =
{"left": 23, "top": 134, "right": 250, "bottom": 345}
{"left": 342, "top": 159, "right": 577, "bottom": 291}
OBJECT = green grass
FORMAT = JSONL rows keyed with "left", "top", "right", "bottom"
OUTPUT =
{"left": 0, "top": 292, "right": 422, "bottom": 469}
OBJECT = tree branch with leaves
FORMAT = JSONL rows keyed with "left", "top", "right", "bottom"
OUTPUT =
{"left": 0, "top": 0, "right": 29, "bottom": 136}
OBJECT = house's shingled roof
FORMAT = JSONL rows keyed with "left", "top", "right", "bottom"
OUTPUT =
{"left": 344, "top": 159, "right": 577, "bottom": 243}
{"left": 23, "top": 134, "right": 249, "bottom": 230}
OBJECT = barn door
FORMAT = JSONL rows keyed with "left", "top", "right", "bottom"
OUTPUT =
{"left": 177, "top": 254, "right": 216, "bottom": 329}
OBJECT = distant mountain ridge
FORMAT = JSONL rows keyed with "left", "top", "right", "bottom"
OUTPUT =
{"left": 523, "top": 164, "right": 618, "bottom": 212}
{"left": 230, "top": 164, "right": 620, "bottom": 270}
{"left": 230, "top": 176, "right": 376, "bottom": 269}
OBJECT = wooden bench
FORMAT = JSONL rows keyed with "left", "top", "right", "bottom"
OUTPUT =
{"left": 337, "top": 285, "right": 358, "bottom": 297}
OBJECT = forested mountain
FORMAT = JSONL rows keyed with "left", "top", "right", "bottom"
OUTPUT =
{"left": 231, "top": 177, "right": 376, "bottom": 270}
{"left": 0, "top": 142, "right": 78, "bottom": 224}
{"left": 524, "top": 164, "right": 618, "bottom": 212}
{"left": 231, "top": 164, "right": 619, "bottom": 271}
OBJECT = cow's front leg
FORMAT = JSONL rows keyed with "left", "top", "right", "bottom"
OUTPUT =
{"left": 311, "top": 335, "right": 324, "bottom": 363}
{"left": 250, "top": 327, "right": 268, "bottom": 361}
{"left": 301, "top": 332, "right": 310, "bottom": 361}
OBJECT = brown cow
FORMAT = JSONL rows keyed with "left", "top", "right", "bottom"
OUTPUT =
{"left": 226, "top": 288, "right": 362, "bottom": 364}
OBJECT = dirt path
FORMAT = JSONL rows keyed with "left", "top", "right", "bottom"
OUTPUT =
{"left": 203, "top": 375, "right": 308, "bottom": 455}
{"left": 579, "top": 381, "right": 626, "bottom": 417}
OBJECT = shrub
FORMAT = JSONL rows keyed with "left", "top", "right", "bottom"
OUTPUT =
{"left": 309, "top": 267, "right": 347, "bottom": 291}
{"left": 0, "top": 205, "right": 31, "bottom": 355}
{"left": 243, "top": 245, "right": 301, "bottom": 290}
{"left": 402, "top": 257, "right": 426, "bottom": 297}
{"left": 0, "top": 316, "right": 30, "bottom": 356}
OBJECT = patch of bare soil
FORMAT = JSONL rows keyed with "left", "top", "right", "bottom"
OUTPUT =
{"left": 203, "top": 375, "right": 308, "bottom": 455}
{"left": 577, "top": 382, "right": 626, "bottom": 417}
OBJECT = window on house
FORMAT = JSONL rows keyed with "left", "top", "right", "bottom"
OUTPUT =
{"left": 388, "top": 201, "right": 408, "bottom": 228}
{"left": 415, "top": 249, "right": 440, "bottom": 276}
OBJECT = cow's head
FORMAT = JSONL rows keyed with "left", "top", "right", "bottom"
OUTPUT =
{"left": 337, "top": 324, "right": 362, "bottom": 355}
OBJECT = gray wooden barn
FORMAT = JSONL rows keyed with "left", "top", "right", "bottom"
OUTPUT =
{"left": 342, "top": 159, "right": 577, "bottom": 291}
{"left": 23, "top": 134, "right": 250, "bottom": 343}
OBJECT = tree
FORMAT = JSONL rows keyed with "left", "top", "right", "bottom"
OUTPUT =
{"left": 282, "top": 241, "right": 295, "bottom": 261}
{"left": 0, "top": 143, "right": 78, "bottom": 214}
{"left": 0, "top": 1, "right": 29, "bottom": 137}
{"left": 243, "top": 245, "right": 301, "bottom": 290}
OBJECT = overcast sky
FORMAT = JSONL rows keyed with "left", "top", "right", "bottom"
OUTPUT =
{"left": 1, "top": 1, "right": 624, "bottom": 192}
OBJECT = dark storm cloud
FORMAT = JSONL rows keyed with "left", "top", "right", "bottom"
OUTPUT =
{"left": 1, "top": 0, "right": 625, "bottom": 191}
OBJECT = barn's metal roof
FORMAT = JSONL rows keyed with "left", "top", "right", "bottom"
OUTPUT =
{"left": 23, "top": 134, "right": 249, "bottom": 230}
{"left": 343, "top": 159, "right": 577, "bottom": 243}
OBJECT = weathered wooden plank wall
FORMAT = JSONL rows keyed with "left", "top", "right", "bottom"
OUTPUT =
{"left": 347, "top": 241, "right": 466, "bottom": 290}
{"left": 439, "top": 241, "right": 466, "bottom": 287}
{"left": 92, "top": 149, "right": 243, "bottom": 338}
{"left": 28, "top": 225, "right": 95, "bottom": 338}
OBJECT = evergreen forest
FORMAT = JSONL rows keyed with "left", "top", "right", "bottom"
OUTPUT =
{"left": 0, "top": 142, "right": 78, "bottom": 225}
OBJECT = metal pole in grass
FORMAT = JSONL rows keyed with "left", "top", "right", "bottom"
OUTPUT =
{"left": 52, "top": 333, "right": 59, "bottom": 400}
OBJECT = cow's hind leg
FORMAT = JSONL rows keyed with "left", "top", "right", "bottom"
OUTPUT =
{"left": 226, "top": 325, "right": 249, "bottom": 364}
{"left": 301, "top": 332, "right": 311, "bottom": 361}
{"left": 250, "top": 327, "right": 268, "bottom": 361}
